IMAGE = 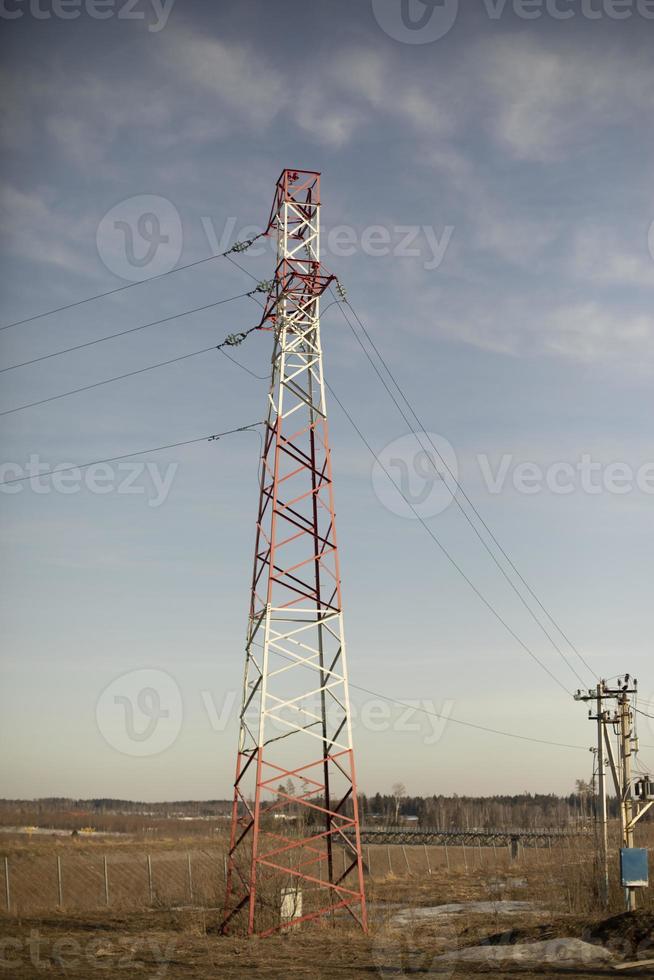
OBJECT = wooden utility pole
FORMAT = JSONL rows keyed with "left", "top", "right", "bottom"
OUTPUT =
{"left": 575, "top": 683, "right": 610, "bottom": 907}
{"left": 618, "top": 691, "right": 636, "bottom": 911}
{"left": 575, "top": 677, "right": 653, "bottom": 912}
{"left": 596, "top": 687, "right": 609, "bottom": 907}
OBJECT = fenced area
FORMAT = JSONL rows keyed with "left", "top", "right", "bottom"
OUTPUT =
{"left": 0, "top": 835, "right": 594, "bottom": 916}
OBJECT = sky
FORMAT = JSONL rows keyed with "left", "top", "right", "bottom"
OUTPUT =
{"left": 1, "top": 0, "right": 654, "bottom": 802}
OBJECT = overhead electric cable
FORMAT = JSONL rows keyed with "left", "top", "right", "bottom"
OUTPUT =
{"left": 0, "top": 325, "right": 261, "bottom": 418}
{"left": 332, "top": 292, "right": 592, "bottom": 688}
{"left": 0, "top": 233, "right": 266, "bottom": 332}
{"left": 0, "top": 289, "right": 257, "bottom": 374}
{"left": 0, "top": 423, "right": 263, "bottom": 487}
{"left": 346, "top": 682, "right": 588, "bottom": 750}
{"left": 226, "top": 274, "right": 576, "bottom": 696}
{"left": 325, "top": 379, "right": 573, "bottom": 697}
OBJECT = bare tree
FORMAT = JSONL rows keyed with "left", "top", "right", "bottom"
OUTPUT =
{"left": 391, "top": 782, "right": 406, "bottom": 824}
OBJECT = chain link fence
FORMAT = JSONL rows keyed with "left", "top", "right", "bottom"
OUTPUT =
{"left": 1, "top": 849, "right": 227, "bottom": 915}
{"left": 0, "top": 837, "right": 578, "bottom": 916}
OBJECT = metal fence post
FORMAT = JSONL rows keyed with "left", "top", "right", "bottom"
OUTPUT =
{"left": 147, "top": 855, "right": 154, "bottom": 904}
{"left": 57, "top": 855, "right": 63, "bottom": 907}
{"left": 444, "top": 843, "right": 450, "bottom": 872}
{"left": 103, "top": 856, "right": 110, "bottom": 906}
{"left": 187, "top": 853, "right": 194, "bottom": 904}
{"left": 4, "top": 857, "right": 10, "bottom": 912}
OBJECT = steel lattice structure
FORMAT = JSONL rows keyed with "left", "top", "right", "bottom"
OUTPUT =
{"left": 222, "top": 170, "right": 367, "bottom": 937}
{"left": 348, "top": 826, "right": 588, "bottom": 848}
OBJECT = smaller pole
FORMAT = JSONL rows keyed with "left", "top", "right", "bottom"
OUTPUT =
{"left": 147, "top": 855, "right": 154, "bottom": 904}
{"left": 444, "top": 843, "right": 450, "bottom": 872}
{"left": 4, "top": 857, "right": 10, "bottom": 912}
{"left": 387, "top": 846, "right": 392, "bottom": 875}
{"left": 596, "top": 686, "right": 609, "bottom": 908}
{"left": 57, "top": 855, "right": 63, "bottom": 908}
{"left": 187, "top": 853, "right": 194, "bottom": 904}
{"left": 463, "top": 843, "right": 468, "bottom": 873}
{"left": 367, "top": 846, "right": 372, "bottom": 878}
{"left": 423, "top": 843, "right": 432, "bottom": 875}
{"left": 619, "top": 694, "right": 636, "bottom": 912}
{"left": 103, "top": 856, "right": 110, "bottom": 906}
{"left": 402, "top": 845, "right": 410, "bottom": 874}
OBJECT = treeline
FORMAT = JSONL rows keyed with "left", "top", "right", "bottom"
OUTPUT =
{"left": 360, "top": 790, "right": 621, "bottom": 829}
{"left": 0, "top": 785, "right": 625, "bottom": 833}
{"left": 0, "top": 799, "right": 229, "bottom": 817}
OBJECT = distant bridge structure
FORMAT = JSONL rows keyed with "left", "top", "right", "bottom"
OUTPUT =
{"left": 347, "top": 826, "right": 589, "bottom": 849}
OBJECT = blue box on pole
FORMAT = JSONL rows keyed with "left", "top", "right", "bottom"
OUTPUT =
{"left": 620, "top": 848, "right": 649, "bottom": 888}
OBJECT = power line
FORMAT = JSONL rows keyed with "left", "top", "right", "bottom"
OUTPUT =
{"left": 335, "top": 293, "right": 596, "bottom": 688}
{"left": 0, "top": 289, "right": 256, "bottom": 374}
{"left": 0, "top": 234, "right": 266, "bottom": 333}
{"left": 325, "top": 379, "right": 573, "bottom": 697}
{"left": 192, "top": 259, "right": 650, "bottom": 746}
{"left": 225, "top": 279, "right": 574, "bottom": 696}
{"left": 0, "top": 423, "right": 263, "bottom": 487}
{"left": 347, "top": 680, "right": 587, "bottom": 750}
{"left": 0, "top": 325, "right": 261, "bottom": 418}
{"left": 261, "top": 645, "right": 587, "bottom": 750}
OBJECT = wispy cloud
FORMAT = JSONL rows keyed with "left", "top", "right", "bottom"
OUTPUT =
{"left": 477, "top": 34, "right": 653, "bottom": 161}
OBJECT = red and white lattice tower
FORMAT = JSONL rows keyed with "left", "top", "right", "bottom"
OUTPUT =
{"left": 222, "top": 170, "right": 367, "bottom": 937}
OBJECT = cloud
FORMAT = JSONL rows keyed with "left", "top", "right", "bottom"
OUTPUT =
{"left": 429, "top": 294, "right": 654, "bottom": 368}
{"left": 0, "top": 184, "right": 97, "bottom": 275}
{"left": 570, "top": 226, "right": 654, "bottom": 288}
{"left": 158, "top": 33, "right": 286, "bottom": 130}
{"left": 476, "top": 35, "right": 652, "bottom": 161}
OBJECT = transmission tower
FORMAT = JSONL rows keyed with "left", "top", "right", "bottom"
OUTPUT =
{"left": 222, "top": 169, "right": 367, "bottom": 937}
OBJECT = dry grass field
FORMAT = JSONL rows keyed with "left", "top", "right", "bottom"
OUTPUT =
{"left": 1, "top": 821, "right": 653, "bottom": 978}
